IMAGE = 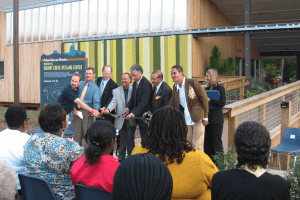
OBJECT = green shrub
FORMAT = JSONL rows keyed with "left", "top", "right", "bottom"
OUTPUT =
{"left": 244, "top": 89, "right": 263, "bottom": 98}
{"left": 212, "top": 146, "right": 237, "bottom": 171}
{"left": 207, "top": 46, "right": 235, "bottom": 76}
{"left": 208, "top": 46, "right": 223, "bottom": 73}
{"left": 286, "top": 158, "right": 300, "bottom": 199}
{"left": 223, "top": 57, "right": 235, "bottom": 76}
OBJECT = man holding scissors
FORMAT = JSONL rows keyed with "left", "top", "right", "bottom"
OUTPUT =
{"left": 103, "top": 73, "right": 136, "bottom": 161}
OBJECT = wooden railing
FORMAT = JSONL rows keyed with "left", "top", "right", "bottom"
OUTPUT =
{"left": 193, "top": 76, "right": 249, "bottom": 101}
{"left": 223, "top": 80, "right": 300, "bottom": 150}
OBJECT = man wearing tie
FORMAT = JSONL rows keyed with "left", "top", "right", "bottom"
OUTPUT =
{"left": 124, "top": 64, "right": 152, "bottom": 140}
{"left": 151, "top": 70, "right": 172, "bottom": 113}
{"left": 97, "top": 65, "right": 118, "bottom": 124}
{"left": 103, "top": 73, "right": 136, "bottom": 161}
{"left": 72, "top": 67, "right": 100, "bottom": 147}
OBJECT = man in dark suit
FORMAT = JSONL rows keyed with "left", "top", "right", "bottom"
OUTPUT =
{"left": 124, "top": 64, "right": 152, "bottom": 140}
{"left": 151, "top": 70, "right": 172, "bottom": 113}
{"left": 97, "top": 65, "right": 118, "bottom": 124}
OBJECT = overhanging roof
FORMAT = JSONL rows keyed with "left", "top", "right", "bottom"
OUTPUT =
{"left": 210, "top": 0, "right": 300, "bottom": 54}
{"left": 0, "top": 0, "right": 76, "bottom": 12}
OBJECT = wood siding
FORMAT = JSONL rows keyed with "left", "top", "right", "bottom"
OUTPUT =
{"left": 188, "top": 0, "right": 261, "bottom": 77}
{"left": 0, "top": 11, "right": 62, "bottom": 104}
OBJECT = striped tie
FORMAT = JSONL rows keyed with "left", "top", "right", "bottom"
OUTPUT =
{"left": 78, "top": 82, "right": 88, "bottom": 109}
{"left": 100, "top": 81, "right": 105, "bottom": 99}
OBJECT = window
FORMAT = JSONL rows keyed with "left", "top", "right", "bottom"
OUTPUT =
{"left": 0, "top": 61, "right": 4, "bottom": 80}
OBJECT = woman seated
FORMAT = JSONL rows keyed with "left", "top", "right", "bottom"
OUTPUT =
{"left": 71, "top": 120, "right": 120, "bottom": 193}
{"left": 132, "top": 107, "right": 218, "bottom": 200}
{"left": 211, "top": 121, "right": 290, "bottom": 200}
{"left": 112, "top": 154, "right": 173, "bottom": 200}
{"left": 24, "top": 103, "right": 84, "bottom": 200}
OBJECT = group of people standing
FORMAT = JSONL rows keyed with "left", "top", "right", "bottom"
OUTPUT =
{"left": 57, "top": 63, "right": 226, "bottom": 162}
{"left": 0, "top": 63, "right": 291, "bottom": 200}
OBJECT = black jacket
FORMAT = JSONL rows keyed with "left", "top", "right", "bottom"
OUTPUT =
{"left": 205, "top": 84, "right": 226, "bottom": 124}
{"left": 152, "top": 81, "right": 172, "bottom": 113}
{"left": 127, "top": 76, "right": 152, "bottom": 117}
{"left": 97, "top": 77, "right": 118, "bottom": 123}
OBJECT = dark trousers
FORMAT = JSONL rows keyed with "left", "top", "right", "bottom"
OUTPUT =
{"left": 137, "top": 119, "right": 148, "bottom": 141}
{"left": 119, "top": 120, "right": 136, "bottom": 160}
{"left": 204, "top": 123, "right": 224, "bottom": 161}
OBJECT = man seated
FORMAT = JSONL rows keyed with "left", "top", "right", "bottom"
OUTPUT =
{"left": 0, "top": 105, "right": 30, "bottom": 197}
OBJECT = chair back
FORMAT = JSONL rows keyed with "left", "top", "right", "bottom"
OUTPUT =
{"left": 279, "top": 127, "right": 300, "bottom": 149}
{"left": 75, "top": 184, "right": 112, "bottom": 200}
{"left": 18, "top": 173, "right": 57, "bottom": 200}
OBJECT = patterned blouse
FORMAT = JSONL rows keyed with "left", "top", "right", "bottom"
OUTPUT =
{"left": 24, "top": 132, "right": 84, "bottom": 200}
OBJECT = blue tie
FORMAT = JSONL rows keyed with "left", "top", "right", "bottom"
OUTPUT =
{"left": 100, "top": 81, "right": 105, "bottom": 99}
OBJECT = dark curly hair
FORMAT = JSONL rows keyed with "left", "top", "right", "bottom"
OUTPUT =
{"left": 234, "top": 121, "right": 271, "bottom": 170}
{"left": 112, "top": 154, "right": 173, "bottom": 200}
{"left": 85, "top": 120, "right": 116, "bottom": 165}
{"left": 141, "top": 106, "right": 194, "bottom": 165}
{"left": 38, "top": 103, "right": 66, "bottom": 134}
{"left": 5, "top": 105, "right": 27, "bottom": 129}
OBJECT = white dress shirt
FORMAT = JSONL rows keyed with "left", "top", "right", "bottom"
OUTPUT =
{"left": 177, "top": 77, "right": 196, "bottom": 126}
{"left": 155, "top": 81, "right": 163, "bottom": 95}
{"left": 100, "top": 78, "right": 110, "bottom": 93}
{"left": 0, "top": 128, "right": 30, "bottom": 190}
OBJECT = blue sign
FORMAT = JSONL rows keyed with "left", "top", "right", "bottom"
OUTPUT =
{"left": 40, "top": 46, "right": 86, "bottom": 108}
{"left": 38, "top": 46, "right": 87, "bottom": 138}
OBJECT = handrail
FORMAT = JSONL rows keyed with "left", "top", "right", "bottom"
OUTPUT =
{"left": 224, "top": 80, "right": 300, "bottom": 117}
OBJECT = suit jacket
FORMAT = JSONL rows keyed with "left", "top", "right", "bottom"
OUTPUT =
{"left": 107, "top": 85, "right": 136, "bottom": 130}
{"left": 152, "top": 81, "right": 172, "bottom": 113}
{"left": 205, "top": 84, "right": 226, "bottom": 124}
{"left": 127, "top": 76, "right": 152, "bottom": 117}
{"left": 168, "top": 77, "right": 209, "bottom": 123}
{"left": 96, "top": 77, "right": 118, "bottom": 123}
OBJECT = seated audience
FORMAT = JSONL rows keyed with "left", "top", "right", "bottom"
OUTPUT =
{"left": 23, "top": 103, "right": 84, "bottom": 200}
{"left": 211, "top": 121, "right": 290, "bottom": 200}
{"left": 0, "top": 105, "right": 30, "bottom": 196}
{"left": 132, "top": 107, "right": 218, "bottom": 200}
{"left": 71, "top": 120, "right": 120, "bottom": 193}
{"left": 0, "top": 160, "right": 20, "bottom": 200}
{"left": 112, "top": 153, "right": 173, "bottom": 200}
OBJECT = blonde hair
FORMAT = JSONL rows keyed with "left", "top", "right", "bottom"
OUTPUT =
{"left": 0, "top": 160, "right": 17, "bottom": 200}
{"left": 206, "top": 69, "right": 219, "bottom": 87}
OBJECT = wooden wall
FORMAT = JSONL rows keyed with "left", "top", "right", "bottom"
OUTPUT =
{"left": 0, "top": 11, "right": 62, "bottom": 104}
{"left": 188, "top": 0, "right": 261, "bottom": 77}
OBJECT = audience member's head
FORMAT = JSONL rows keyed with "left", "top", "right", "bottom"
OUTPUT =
{"left": 234, "top": 121, "right": 271, "bottom": 170}
{"left": 38, "top": 103, "right": 67, "bottom": 136}
{"left": 112, "top": 154, "right": 173, "bottom": 200}
{"left": 0, "top": 160, "right": 18, "bottom": 200}
{"left": 5, "top": 105, "right": 28, "bottom": 132}
{"left": 85, "top": 120, "right": 116, "bottom": 165}
{"left": 142, "top": 106, "right": 194, "bottom": 165}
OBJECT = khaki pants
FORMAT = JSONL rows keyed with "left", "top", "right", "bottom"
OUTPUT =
{"left": 72, "top": 110, "right": 95, "bottom": 149}
{"left": 66, "top": 114, "right": 70, "bottom": 130}
{"left": 187, "top": 120, "right": 205, "bottom": 151}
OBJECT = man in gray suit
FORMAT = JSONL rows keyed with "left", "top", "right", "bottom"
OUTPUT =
{"left": 103, "top": 73, "right": 136, "bottom": 161}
